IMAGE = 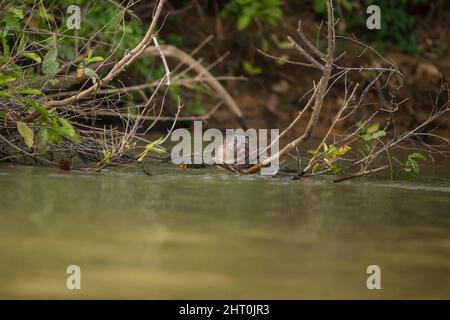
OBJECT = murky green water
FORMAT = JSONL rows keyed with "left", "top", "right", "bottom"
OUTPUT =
{"left": 0, "top": 161, "right": 450, "bottom": 299}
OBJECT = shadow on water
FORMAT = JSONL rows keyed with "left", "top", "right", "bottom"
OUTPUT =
{"left": 0, "top": 161, "right": 449, "bottom": 298}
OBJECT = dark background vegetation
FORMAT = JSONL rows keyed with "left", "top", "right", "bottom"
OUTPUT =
{"left": 1, "top": 0, "right": 449, "bottom": 138}
{"left": 160, "top": 0, "right": 450, "bottom": 136}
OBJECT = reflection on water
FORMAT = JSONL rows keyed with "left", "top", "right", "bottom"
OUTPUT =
{"left": 0, "top": 162, "right": 449, "bottom": 299}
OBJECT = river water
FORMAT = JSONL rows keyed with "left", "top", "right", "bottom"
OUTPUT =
{"left": 0, "top": 161, "right": 449, "bottom": 298}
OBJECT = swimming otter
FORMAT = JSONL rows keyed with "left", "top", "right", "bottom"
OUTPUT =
{"left": 214, "top": 134, "right": 252, "bottom": 173}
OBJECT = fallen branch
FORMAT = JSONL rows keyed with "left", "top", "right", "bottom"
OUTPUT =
{"left": 77, "top": 102, "right": 223, "bottom": 122}
{"left": 143, "top": 44, "right": 245, "bottom": 120}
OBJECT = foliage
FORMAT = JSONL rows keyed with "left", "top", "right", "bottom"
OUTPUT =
{"left": 242, "top": 61, "right": 262, "bottom": 76}
{"left": 309, "top": 143, "right": 352, "bottom": 174}
{"left": 314, "top": 0, "right": 356, "bottom": 14}
{"left": 186, "top": 99, "right": 206, "bottom": 116}
{"left": 27, "top": 99, "right": 80, "bottom": 151}
{"left": 393, "top": 152, "right": 426, "bottom": 179}
{"left": 0, "top": 0, "right": 444, "bottom": 178}
{"left": 313, "top": 0, "right": 427, "bottom": 55}
{"left": 0, "top": 1, "right": 92, "bottom": 152}
{"left": 357, "top": 123, "right": 386, "bottom": 156}
{"left": 137, "top": 137, "right": 167, "bottom": 162}
{"left": 16, "top": 121, "right": 34, "bottom": 148}
{"left": 221, "top": 0, "right": 283, "bottom": 31}
{"left": 360, "top": 123, "right": 386, "bottom": 142}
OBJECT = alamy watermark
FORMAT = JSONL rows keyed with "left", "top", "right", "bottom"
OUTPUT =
{"left": 66, "top": 5, "right": 81, "bottom": 30}
{"left": 66, "top": 265, "right": 81, "bottom": 290}
{"left": 366, "top": 265, "right": 381, "bottom": 290}
{"left": 366, "top": 5, "right": 381, "bottom": 30}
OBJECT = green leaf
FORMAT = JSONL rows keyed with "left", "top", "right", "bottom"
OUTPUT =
{"left": 22, "top": 52, "right": 42, "bottom": 63}
{"left": 324, "top": 145, "right": 337, "bottom": 158}
{"left": 37, "top": 127, "right": 49, "bottom": 153}
{"left": 48, "top": 79, "right": 59, "bottom": 86}
{"left": 243, "top": 61, "right": 262, "bottom": 76}
{"left": 409, "top": 152, "right": 426, "bottom": 161}
{"left": 371, "top": 130, "right": 386, "bottom": 140}
{"left": 361, "top": 130, "right": 386, "bottom": 141}
{"left": 138, "top": 138, "right": 166, "bottom": 162}
{"left": 169, "top": 84, "right": 180, "bottom": 101}
{"left": 49, "top": 130, "right": 62, "bottom": 144}
{"left": 137, "top": 150, "right": 148, "bottom": 162}
{"left": 17, "top": 121, "right": 34, "bottom": 148}
{"left": 237, "top": 15, "right": 252, "bottom": 30}
{"left": 149, "top": 146, "right": 166, "bottom": 154}
{"left": 98, "top": 150, "right": 112, "bottom": 165}
{"left": 0, "top": 91, "right": 12, "bottom": 98}
{"left": 27, "top": 100, "right": 49, "bottom": 118}
{"left": 16, "top": 88, "right": 42, "bottom": 95}
{"left": 363, "top": 143, "right": 372, "bottom": 154}
{"left": 336, "top": 145, "right": 351, "bottom": 156}
{"left": 57, "top": 117, "right": 80, "bottom": 143}
{"left": 145, "top": 137, "right": 167, "bottom": 154}
{"left": 338, "top": 0, "right": 354, "bottom": 12}
{"left": 8, "top": 7, "right": 24, "bottom": 19}
{"left": 83, "top": 67, "right": 99, "bottom": 84}
{"left": 275, "top": 54, "right": 289, "bottom": 65}
{"left": 0, "top": 74, "right": 16, "bottom": 86}
{"left": 1, "top": 37, "right": 10, "bottom": 56}
{"left": 313, "top": 0, "right": 327, "bottom": 14}
{"left": 38, "top": 5, "right": 54, "bottom": 22}
{"left": 4, "top": 14, "right": 20, "bottom": 29}
{"left": 17, "top": 36, "right": 26, "bottom": 53}
{"left": 87, "top": 56, "right": 104, "bottom": 64}
{"left": 42, "top": 49, "right": 59, "bottom": 77}
{"left": 312, "top": 163, "right": 322, "bottom": 173}
{"left": 407, "top": 158, "right": 420, "bottom": 174}
{"left": 86, "top": 49, "right": 104, "bottom": 64}
{"left": 87, "top": 48, "right": 93, "bottom": 61}
{"left": 186, "top": 99, "right": 206, "bottom": 116}
{"left": 366, "top": 123, "right": 380, "bottom": 135}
